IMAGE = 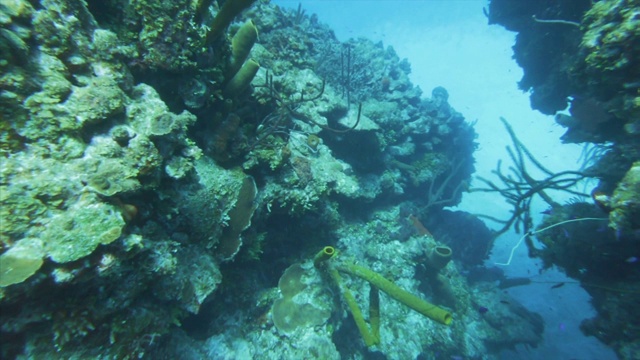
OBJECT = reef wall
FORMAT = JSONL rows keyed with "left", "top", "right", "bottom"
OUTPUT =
{"left": 487, "top": 1, "right": 640, "bottom": 358}
{"left": 1, "top": 1, "right": 545, "bottom": 358}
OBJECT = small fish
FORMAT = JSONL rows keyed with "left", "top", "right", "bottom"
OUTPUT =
{"left": 625, "top": 256, "right": 638, "bottom": 263}
{"left": 408, "top": 214, "right": 433, "bottom": 237}
{"left": 551, "top": 282, "right": 565, "bottom": 289}
{"left": 478, "top": 306, "right": 489, "bottom": 314}
{"left": 500, "top": 300, "right": 510, "bottom": 304}
{"left": 541, "top": 208, "right": 553, "bottom": 215}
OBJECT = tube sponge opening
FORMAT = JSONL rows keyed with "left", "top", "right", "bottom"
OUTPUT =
{"left": 426, "top": 245, "right": 452, "bottom": 271}
{"left": 313, "top": 246, "right": 336, "bottom": 267}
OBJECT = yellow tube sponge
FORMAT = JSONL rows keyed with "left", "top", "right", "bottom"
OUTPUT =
{"left": 337, "top": 262, "right": 453, "bottom": 325}
{"left": 205, "top": 0, "right": 257, "bottom": 45}
{"left": 327, "top": 266, "right": 379, "bottom": 347}
{"left": 313, "top": 246, "right": 336, "bottom": 267}
{"left": 369, "top": 285, "right": 381, "bottom": 340}
{"left": 426, "top": 245, "right": 452, "bottom": 271}
{"left": 223, "top": 59, "right": 259, "bottom": 97}
{"left": 228, "top": 19, "right": 258, "bottom": 76}
{"left": 314, "top": 246, "right": 379, "bottom": 346}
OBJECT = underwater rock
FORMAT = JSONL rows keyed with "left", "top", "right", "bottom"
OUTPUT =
{"left": 61, "top": 75, "right": 126, "bottom": 127}
{"left": 155, "top": 245, "right": 223, "bottom": 314}
{"left": 426, "top": 210, "right": 494, "bottom": 268}
{"left": 257, "top": 138, "right": 360, "bottom": 215}
{"left": 43, "top": 194, "right": 125, "bottom": 263}
{"left": 487, "top": 0, "right": 590, "bottom": 114}
{"left": 578, "top": 0, "right": 640, "bottom": 123}
{"left": 203, "top": 326, "right": 340, "bottom": 360}
{"left": 84, "top": 157, "right": 142, "bottom": 197}
{"left": 489, "top": 0, "right": 640, "bottom": 142}
{"left": 172, "top": 157, "right": 258, "bottom": 263}
{"left": 580, "top": 278, "right": 640, "bottom": 360}
{"left": 610, "top": 161, "right": 640, "bottom": 233}
{"left": 470, "top": 285, "right": 544, "bottom": 352}
{"left": 125, "top": 84, "right": 201, "bottom": 179}
{"left": 179, "top": 77, "right": 210, "bottom": 110}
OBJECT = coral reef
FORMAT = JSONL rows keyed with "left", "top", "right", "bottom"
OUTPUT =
{"left": 577, "top": 0, "right": 640, "bottom": 127}
{"left": 609, "top": 161, "right": 640, "bottom": 233}
{"left": 488, "top": 0, "right": 640, "bottom": 140}
{"left": 0, "top": 0, "right": 541, "bottom": 359}
{"left": 488, "top": 1, "right": 640, "bottom": 357}
{"left": 487, "top": 0, "right": 591, "bottom": 115}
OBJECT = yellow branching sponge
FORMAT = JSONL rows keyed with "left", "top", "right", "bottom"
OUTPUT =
{"left": 314, "top": 246, "right": 379, "bottom": 346}
{"left": 313, "top": 245, "right": 336, "bottom": 267}
{"left": 337, "top": 261, "right": 453, "bottom": 325}
{"left": 313, "top": 246, "right": 452, "bottom": 347}
{"left": 327, "top": 265, "right": 380, "bottom": 347}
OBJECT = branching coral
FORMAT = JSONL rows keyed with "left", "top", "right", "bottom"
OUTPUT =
{"left": 254, "top": 70, "right": 362, "bottom": 137}
{"left": 473, "top": 117, "right": 589, "bottom": 252}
